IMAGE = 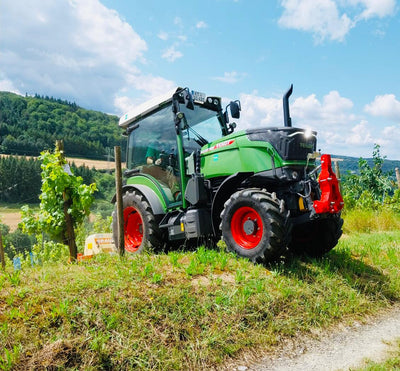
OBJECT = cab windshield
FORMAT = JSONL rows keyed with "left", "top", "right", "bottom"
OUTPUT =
{"left": 180, "top": 104, "right": 223, "bottom": 147}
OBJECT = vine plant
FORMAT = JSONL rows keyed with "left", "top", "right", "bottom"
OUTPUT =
{"left": 21, "top": 144, "right": 96, "bottom": 261}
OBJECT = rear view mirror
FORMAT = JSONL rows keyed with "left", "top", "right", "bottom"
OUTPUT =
{"left": 230, "top": 100, "right": 241, "bottom": 119}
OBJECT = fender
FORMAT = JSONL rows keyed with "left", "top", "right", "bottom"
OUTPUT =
{"left": 111, "top": 184, "right": 166, "bottom": 215}
{"left": 211, "top": 172, "right": 253, "bottom": 235}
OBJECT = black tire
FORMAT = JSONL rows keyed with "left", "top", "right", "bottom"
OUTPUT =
{"left": 288, "top": 214, "right": 343, "bottom": 257}
{"left": 112, "top": 190, "right": 164, "bottom": 254}
{"left": 220, "top": 189, "right": 290, "bottom": 263}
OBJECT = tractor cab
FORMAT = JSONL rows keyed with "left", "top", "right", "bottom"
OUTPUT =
{"left": 119, "top": 87, "right": 239, "bottom": 208}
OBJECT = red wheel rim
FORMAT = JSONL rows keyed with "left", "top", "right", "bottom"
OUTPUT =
{"left": 231, "top": 206, "right": 263, "bottom": 249}
{"left": 124, "top": 206, "right": 143, "bottom": 252}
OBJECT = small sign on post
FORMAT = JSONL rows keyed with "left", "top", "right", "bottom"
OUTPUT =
{"left": 114, "top": 146, "right": 125, "bottom": 256}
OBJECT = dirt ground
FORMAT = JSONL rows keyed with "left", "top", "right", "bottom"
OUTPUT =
{"left": 0, "top": 211, "right": 21, "bottom": 231}
{"left": 232, "top": 304, "right": 400, "bottom": 371}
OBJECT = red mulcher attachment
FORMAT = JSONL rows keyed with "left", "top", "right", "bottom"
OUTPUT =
{"left": 313, "top": 154, "right": 344, "bottom": 214}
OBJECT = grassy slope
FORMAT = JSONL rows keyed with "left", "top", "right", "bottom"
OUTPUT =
{"left": 1, "top": 232, "right": 400, "bottom": 370}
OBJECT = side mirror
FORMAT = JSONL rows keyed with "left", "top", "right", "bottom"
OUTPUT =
{"left": 230, "top": 100, "right": 241, "bottom": 119}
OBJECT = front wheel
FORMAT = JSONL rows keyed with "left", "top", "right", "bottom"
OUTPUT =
{"left": 112, "top": 190, "right": 163, "bottom": 254}
{"left": 220, "top": 189, "right": 289, "bottom": 263}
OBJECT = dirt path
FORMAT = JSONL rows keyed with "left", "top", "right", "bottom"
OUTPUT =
{"left": 237, "top": 304, "right": 400, "bottom": 371}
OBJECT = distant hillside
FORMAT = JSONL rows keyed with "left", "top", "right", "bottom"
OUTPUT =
{"left": 335, "top": 155, "right": 400, "bottom": 177}
{"left": 0, "top": 92, "right": 125, "bottom": 160}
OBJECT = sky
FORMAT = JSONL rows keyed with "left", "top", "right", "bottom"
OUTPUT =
{"left": 1, "top": 0, "right": 400, "bottom": 159}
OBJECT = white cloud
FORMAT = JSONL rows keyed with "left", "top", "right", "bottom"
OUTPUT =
{"left": 196, "top": 21, "right": 208, "bottom": 29}
{"left": 364, "top": 94, "right": 400, "bottom": 121}
{"left": 278, "top": 0, "right": 354, "bottom": 42}
{"left": 278, "top": 0, "right": 396, "bottom": 42}
{"left": 158, "top": 31, "right": 169, "bottom": 41}
{"left": 0, "top": 0, "right": 173, "bottom": 113}
{"left": 237, "top": 94, "right": 282, "bottom": 129}
{"left": 0, "top": 78, "right": 22, "bottom": 95}
{"left": 345, "top": 120, "right": 374, "bottom": 145}
{"left": 349, "top": 0, "right": 396, "bottom": 20}
{"left": 236, "top": 90, "right": 356, "bottom": 131}
{"left": 213, "top": 71, "right": 247, "bottom": 84}
{"left": 292, "top": 91, "right": 356, "bottom": 126}
{"left": 162, "top": 45, "right": 183, "bottom": 62}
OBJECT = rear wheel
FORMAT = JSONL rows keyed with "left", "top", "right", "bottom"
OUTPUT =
{"left": 220, "top": 189, "right": 289, "bottom": 263}
{"left": 112, "top": 190, "right": 163, "bottom": 254}
{"left": 288, "top": 214, "right": 343, "bottom": 257}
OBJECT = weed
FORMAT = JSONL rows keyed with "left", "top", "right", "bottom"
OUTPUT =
{"left": 8, "top": 270, "right": 20, "bottom": 286}
{"left": 0, "top": 345, "right": 21, "bottom": 370}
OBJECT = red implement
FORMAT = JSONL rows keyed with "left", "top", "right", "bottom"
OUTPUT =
{"left": 313, "top": 154, "right": 344, "bottom": 214}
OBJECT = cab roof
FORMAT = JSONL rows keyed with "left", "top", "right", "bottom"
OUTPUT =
{"left": 119, "top": 87, "right": 182, "bottom": 128}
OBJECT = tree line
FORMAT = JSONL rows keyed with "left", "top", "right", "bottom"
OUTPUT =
{"left": 0, "top": 155, "right": 112, "bottom": 204}
{"left": 0, "top": 91, "right": 125, "bottom": 159}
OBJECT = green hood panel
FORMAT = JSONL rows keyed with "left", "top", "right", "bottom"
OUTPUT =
{"left": 200, "top": 131, "right": 282, "bottom": 178}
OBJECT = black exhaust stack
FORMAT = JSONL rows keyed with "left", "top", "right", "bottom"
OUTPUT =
{"left": 283, "top": 84, "right": 293, "bottom": 127}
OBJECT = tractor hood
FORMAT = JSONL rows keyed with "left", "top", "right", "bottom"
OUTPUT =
{"left": 246, "top": 127, "right": 317, "bottom": 161}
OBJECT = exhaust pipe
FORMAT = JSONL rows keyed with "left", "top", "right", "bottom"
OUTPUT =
{"left": 283, "top": 84, "right": 293, "bottom": 127}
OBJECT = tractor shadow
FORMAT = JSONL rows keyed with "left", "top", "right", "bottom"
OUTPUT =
{"left": 267, "top": 249, "right": 398, "bottom": 303}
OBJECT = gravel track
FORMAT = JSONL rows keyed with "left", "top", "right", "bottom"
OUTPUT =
{"left": 235, "top": 304, "right": 400, "bottom": 371}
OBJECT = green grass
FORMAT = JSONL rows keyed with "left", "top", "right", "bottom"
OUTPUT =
{"left": 343, "top": 208, "right": 400, "bottom": 234}
{"left": 1, "top": 233, "right": 400, "bottom": 370}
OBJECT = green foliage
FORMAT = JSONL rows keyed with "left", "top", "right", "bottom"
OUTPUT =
{"left": 342, "top": 144, "right": 400, "bottom": 212}
{"left": 342, "top": 144, "right": 393, "bottom": 208}
{"left": 0, "top": 156, "right": 41, "bottom": 203}
{"left": 0, "top": 91, "right": 124, "bottom": 159}
{"left": 21, "top": 147, "right": 96, "bottom": 246}
{"left": 0, "top": 222, "right": 35, "bottom": 261}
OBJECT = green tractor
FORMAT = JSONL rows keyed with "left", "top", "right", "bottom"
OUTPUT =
{"left": 112, "top": 86, "right": 344, "bottom": 263}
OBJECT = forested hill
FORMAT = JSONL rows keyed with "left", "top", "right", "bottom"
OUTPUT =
{"left": 337, "top": 155, "right": 400, "bottom": 177}
{"left": 0, "top": 91, "right": 124, "bottom": 159}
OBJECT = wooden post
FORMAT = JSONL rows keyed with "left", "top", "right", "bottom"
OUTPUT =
{"left": 56, "top": 140, "right": 77, "bottom": 262}
{"left": 0, "top": 229, "right": 5, "bottom": 270}
{"left": 396, "top": 168, "right": 400, "bottom": 189}
{"left": 114, "top": 146, "right": 125, "bottom": 256}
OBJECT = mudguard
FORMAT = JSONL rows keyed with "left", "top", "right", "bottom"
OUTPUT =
{"left": 313, "top": 154, "right": 344, "bottom": 214}
{"left": 111, "top": 184, "right": 166, "bottom": 215}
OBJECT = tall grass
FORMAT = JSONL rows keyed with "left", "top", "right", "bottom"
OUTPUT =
{"left": 1, "top": 231, "right": 400, "bottom": 370}
{"left": 343, "top": 208, "right": 400, "bottom": 234}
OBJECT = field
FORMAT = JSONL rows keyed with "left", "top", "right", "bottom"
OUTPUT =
{"left": 0, "top": 208, "right": 22, "bottom": 232}
{"left": 1, "top": 231, "right": 400, "bottom": 370}
{"left": 0, "top": 154, "right": 123, "bottom": 170}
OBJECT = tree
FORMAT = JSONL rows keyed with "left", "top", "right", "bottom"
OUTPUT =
{"left": 21, "top": 143, "right": 97, "bottom": 261}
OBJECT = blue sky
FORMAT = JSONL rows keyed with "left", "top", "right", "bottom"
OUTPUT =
{"left": 1, "top": 0, "right": 400, "bottom": 159}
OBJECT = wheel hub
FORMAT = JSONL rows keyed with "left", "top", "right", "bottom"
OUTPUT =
{"left": 243, "top": 218, "right": 257, "bottom": 235}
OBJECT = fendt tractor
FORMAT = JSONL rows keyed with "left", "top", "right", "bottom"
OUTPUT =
{"left": 112, "top": 85, "right": 344, "bottom": 263}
